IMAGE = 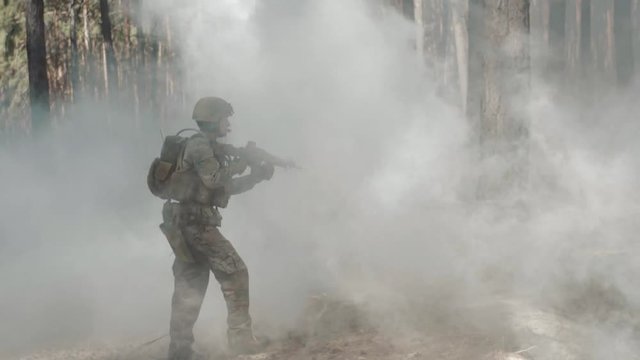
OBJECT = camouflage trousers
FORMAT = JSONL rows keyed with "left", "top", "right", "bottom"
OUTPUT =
{"left": 167, "top": 222, "right": 253, "bottom": 359}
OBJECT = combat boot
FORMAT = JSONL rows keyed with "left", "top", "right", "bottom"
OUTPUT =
{"left": 228, "top": 330, "right": 270, "bottom": 355}
{"left": 168, "top": 346, "right": 208, "bottom": 360}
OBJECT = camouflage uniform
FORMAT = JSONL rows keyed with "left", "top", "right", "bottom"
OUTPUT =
{"left": 162, "top": 134, "right": 267, "bottom": 359}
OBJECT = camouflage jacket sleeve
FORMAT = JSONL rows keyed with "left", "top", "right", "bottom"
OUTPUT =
{"left": 183, "top": 136, "right": 235, "bottom": 190}
{"left": 226, "top": 174, "right": 259, "bottom": 195}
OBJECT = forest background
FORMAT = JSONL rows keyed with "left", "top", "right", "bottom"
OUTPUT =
{"left": 1, "top": 0, "right": 639, "bottom": 138}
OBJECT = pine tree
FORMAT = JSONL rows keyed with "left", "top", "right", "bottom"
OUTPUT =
{"left": 25, "top": 0, "right": 50, "bottom": 135}
{"left": 614, "top": 0, "right": 634, "bottom": 87}
{"left": 99, "top": 0, "right": 117, "bottom": 96}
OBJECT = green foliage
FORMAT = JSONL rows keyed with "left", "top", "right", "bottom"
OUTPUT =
{"left": 0, "top": 0, "right": 28, "bottom": 129}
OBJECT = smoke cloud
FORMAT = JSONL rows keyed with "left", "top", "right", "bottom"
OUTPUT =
{"left": 2, "top": 0, "right": 640, "bottom": 359}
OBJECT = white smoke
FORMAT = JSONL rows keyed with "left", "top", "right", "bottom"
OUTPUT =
{"left": 2, "top": 0, "right": 640, "bottom": 359}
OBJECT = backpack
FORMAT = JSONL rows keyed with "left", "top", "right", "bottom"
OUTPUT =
{"left": 147, "top": 129, "right": 200, "bottom": 200}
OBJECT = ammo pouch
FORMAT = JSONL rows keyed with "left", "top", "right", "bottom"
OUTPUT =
{"left": 160, "top": 221, "right": 195, "bottom": 263}
{"left": 176, "top": 205, "right": 223, "bottom": 227}
{"left": 161, "top": 201, "right": 196, "bottom": 263}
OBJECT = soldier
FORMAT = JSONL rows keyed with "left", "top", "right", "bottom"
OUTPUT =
{"left": 161, "top": 97, "right": 274, "bottom": 359}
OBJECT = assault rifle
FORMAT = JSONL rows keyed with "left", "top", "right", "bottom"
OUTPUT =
{"left": 218, "top": 141, "right": 299, "bottom": 169}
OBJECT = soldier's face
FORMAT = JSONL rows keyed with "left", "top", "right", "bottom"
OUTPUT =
{"left": 216, "top": 117, "right": 231, "bottom": 137}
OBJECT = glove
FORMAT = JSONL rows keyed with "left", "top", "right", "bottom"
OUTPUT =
{"left": 227, "top": 157, "right": 248, "bottom": 175}
{"left": 250, "top": 163, "right": 275, "bottom": 182}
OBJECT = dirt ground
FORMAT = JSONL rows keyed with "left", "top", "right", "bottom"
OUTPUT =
{"left": 13, "top": 329, "right": 527, "bottom": 360}
{"left": 12, "top": 296, "right": 534, "bottom": 360}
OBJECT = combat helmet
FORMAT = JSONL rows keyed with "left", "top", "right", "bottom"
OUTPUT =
{"left": 192, "top": 97, "right": 234, "bottom": 122}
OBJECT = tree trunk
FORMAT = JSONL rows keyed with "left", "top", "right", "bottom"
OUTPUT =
{"left": 442, "top": 1, "right": 457, "bottom": 94}
{"left": 422, "top": 0, "right": 451, "bottom": 89}
{"left": 100, "top": 0, "right": 118, "bottom": 96}
{"left": 81, "top": 0, "right": 96, "bottom": 98}
{"left": 25, "top": 0, "right": 50, "bottom": 135}
{"left": 164, "top": 15, "right": 172, "bottom": 99}
{"left": 569, "top": 0, "right": 593, "bottom": 104}
{"left": 121, "top": 0, "right": 134, "bottom": 119}
{"left": 4, "top": 0, "right": 19, "bottom": 60}
{"left": 634, "top": 0, "right": 640, "bottom": 74}
{"left": 414, "top": 0, "right": 425, "bottom": 62}
{"left": 614, "top": 0, "right": 634, "bottom": 87}
{"left": 422, "top": 0, "right": 437, "bottom": 67}
{"left": 547, "top": 0, "right": 566, "bottom": 78}
{"left": 570, "top": 0, "right": 590, "bottom": 91}
{"left": 605, "top": 5, "right": 615, "bottom": 77}
{"left": 69, "top": 0, "right": 80, "bottom": 102}
{"left": 578, "top": 0, "right": 592, "bottom": 74}
{"left": 541, "top": 0, "right": 549, "bottom": 44}
{"left": 467, "top": 0, "right": 484, "bottom": 132}
{"left": 133, "top": 0, "right": 145, "bottom": 124}
{"left": 123, "top": 0, "right": 132, "bottom": 63}
{"left": 481, "top": 0, "right": 530, "bottom": 141}
{"left": 452, "top": 0, "right": 467, "bottom": 112}
{"left": 403, "top": 0, "right": 415, "bottom": 19}
{"left": 437, "top": 0, "right": 450, "bottom": 64}
{"left": 473, "top": 0, "right": 531, "bottom": 199}
{"left": 149, "top": 17, "right": 161, "bottom": 123}
{"left": 82, "top": 0, "right": 90, "bottom": 52}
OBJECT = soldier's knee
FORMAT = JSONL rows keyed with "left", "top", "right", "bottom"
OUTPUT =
{"left": 235, "top": 268, "right": 249, "bottom": 281}
{"left": 220, "top": 269, "right": 248, "bottom": 290}
{"left": 219, "top": 271, "right": 249, "bottom": 308}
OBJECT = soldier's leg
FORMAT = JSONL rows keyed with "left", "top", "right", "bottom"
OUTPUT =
{"left": 191, "top": 226, "right": 258, "bottom": 352}
{"left": 168, "top": 257, "right": 210, "bottom": 360}
{"left": 216, "top": 269, "right": 252, "bottom": 342}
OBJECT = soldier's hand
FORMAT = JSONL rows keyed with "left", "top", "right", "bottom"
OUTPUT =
{"left": 228, "top": 157, "right": 249, "bottom": 175}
